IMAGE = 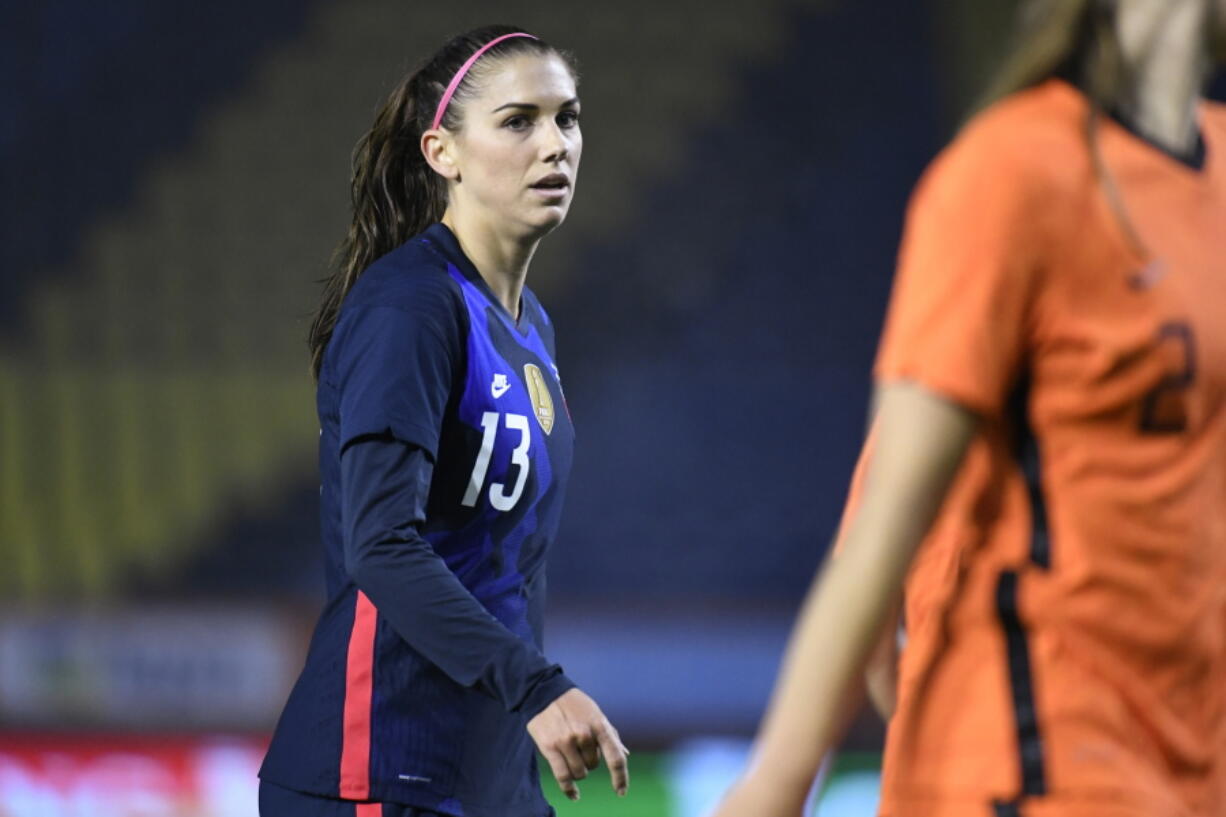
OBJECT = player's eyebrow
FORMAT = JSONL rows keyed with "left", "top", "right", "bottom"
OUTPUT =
{"left": 491, "top": 98, "right": 581, "bottom": 113}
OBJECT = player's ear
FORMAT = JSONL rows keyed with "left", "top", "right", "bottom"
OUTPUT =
{"left": 421, "top": 129, "right": 460, "bottom": 182}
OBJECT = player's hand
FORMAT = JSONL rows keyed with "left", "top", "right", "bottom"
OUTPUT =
{"left": 709, "top": 773, "right": 807, "bottom": 817}
{"left": 526, "top": 687, "right": 629, "bottom": 801}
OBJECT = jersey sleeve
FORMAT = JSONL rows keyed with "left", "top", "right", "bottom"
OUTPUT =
{"left": 342, "top": 437, "right": 576, "bottom": 716}
{"left": 874, "top": 126, "right": 1046, "bottom": 416}
{"left": 332, "top": 275, "right": 462, "bottom": 457}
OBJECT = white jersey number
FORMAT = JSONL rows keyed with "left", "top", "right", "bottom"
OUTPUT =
{"left": 461, "top": 411, "right": 531, "bottom": 511}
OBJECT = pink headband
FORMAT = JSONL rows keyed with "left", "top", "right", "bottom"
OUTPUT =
{"left": 431, "top": 32, "right": 539, "bottom": 130}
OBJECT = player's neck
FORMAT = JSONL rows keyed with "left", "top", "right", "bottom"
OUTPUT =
{"left": 442, "top": 211, "right": 536, "bottom": 320}
{"left": 1115, "top": 0, "right": 1208, "bottom": 158}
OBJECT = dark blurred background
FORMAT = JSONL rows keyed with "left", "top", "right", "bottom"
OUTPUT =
{"left": 2, "top": 2, "right": 1223, "bottom": 815}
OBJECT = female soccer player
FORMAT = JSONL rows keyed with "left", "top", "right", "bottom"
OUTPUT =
{"left": 258, "top": 26, "right": 628, "bottom": 817}
{"left": 715, "top": 1, "right": 1226, "bottom": 815}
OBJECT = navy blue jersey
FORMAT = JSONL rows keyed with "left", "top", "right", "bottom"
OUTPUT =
{"left": 261, "top": 224, "right": 575, "bottom": 817}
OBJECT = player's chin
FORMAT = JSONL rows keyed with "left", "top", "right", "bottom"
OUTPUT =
{"left": 523, "top": 201, "right": 571, "bottom": 236}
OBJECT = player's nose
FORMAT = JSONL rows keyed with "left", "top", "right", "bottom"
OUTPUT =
{"left": 538, "top": 120, "right": 568, "bottom": 164}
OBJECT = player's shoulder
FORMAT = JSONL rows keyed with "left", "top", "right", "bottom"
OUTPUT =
{"left": 343, "top": 234, "right": 464, "bottom": 317}
{"left": 957, "top": 78, "right": 1089, "bottom": 164}
{"left": 927, "top": 78, "right": 1090, "bottom": 195}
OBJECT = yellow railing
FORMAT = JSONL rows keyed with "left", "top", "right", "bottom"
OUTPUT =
{"left": 0, "top": 361, "right": 316, "bottom": 598}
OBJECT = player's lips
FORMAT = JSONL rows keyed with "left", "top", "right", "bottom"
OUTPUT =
{"left": 529, "top": 173, "right": 570, "bottom": 200}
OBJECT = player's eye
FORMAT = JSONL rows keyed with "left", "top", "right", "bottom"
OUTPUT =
{"left": 503, "top": 114, "right": 531, "bottom": 131}
{"left": 556, "top": 110, "right": 580, "bottom": 129}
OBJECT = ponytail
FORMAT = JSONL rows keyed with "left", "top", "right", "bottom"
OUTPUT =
{"left": 308, "top": 74, "right": 444, "bottom": 379}
{"left": 308, "top": 24, "right": 570, "bottom": 380}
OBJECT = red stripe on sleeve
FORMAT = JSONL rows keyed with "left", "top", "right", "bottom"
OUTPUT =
{"left": 355, "top": 803, "right": 382, "bottom": 817}
{"left": 340, "top": 591, "right": 378, "bottom": 799}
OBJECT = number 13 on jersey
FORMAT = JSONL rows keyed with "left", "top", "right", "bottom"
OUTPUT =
{"left": 462, "top": 412, "right": 530, "bottom": 511}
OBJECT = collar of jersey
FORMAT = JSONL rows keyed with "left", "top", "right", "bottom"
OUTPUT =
{"left": 420, "top": 222, "right": 529, "bottom": 333}
{"left": 1050, "top": 77, "right": 1208, "bottom": 172}
{"left": 1107, "top": 105, "right": 1208, "bottom": 172}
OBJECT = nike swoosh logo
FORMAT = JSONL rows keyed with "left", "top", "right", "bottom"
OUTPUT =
{"left": 492, "top": 382, "right": 511, "bottom": 398}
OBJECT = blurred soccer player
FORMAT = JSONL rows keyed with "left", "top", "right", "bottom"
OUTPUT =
{"left": 258, "top": 25, "right": 627, "bottom": 817}
{"left": 714, "top": 1, "right": 1226, "bottom": 815}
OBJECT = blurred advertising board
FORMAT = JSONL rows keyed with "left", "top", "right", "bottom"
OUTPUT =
{"left": 0, "top": 733, "right": 265, "bottom": 817}
{"left": 0, "top": 736, "right": 881, "bottom": 817}
{"left": 0, "top": 608, "right": 303, "bottom": 730}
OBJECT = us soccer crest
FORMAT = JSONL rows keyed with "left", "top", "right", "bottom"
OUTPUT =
{"left": 523, "top": 363, "right": 554, "bottom": 435}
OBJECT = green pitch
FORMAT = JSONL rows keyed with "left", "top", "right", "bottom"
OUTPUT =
{"left": 540, "top": 749, "right": 882, "bottom": 816}
{"left": 542, "top": 754, "right": 671, "bottom": 816}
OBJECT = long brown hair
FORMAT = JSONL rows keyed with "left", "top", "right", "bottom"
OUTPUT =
{"left": 976, "top": 0, "right": 1129, "bottom": 113}
{"left": 308, "top": 25, "right": 575, "bottom": 380}
{"left": 974, "top": 0, "right": 1148, "bottom": 254}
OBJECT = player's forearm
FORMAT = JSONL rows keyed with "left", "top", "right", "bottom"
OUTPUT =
{"left": 749, "top": 514, "right": 914, "bottom": 788}
{"left": 342, "top": 438, "right": 575, "bottom": 714}
{"left": 347, "top": 542, "right": 574, "bottom": 713}
{"left": 747, "top": 382, "right": 976, "bottom": 790}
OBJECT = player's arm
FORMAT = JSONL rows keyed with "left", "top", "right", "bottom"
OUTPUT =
{"left": 842, "top": 122, "right": 1041, "bottom": 732}
{"left": 341, "top": 438, "right": 572, "bottom": 711}
{"left": 712, "top": 380, "right": 976, "bottom": 817}
{"left": 865, "top": 601, "right": 901, "bottom": 720}
{"left": 340, "top": 438, "right": 627, "bottom": 800}
{"left": 855, "top": 392, "right": 902, "bottom": 723}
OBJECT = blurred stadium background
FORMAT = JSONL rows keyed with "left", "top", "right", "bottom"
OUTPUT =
{"left": 4, "top": 1, "right": 1224, "bottom": 815}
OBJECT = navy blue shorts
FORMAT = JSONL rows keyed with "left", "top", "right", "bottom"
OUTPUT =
{"left": 258, "top": 780, "right": 445, "bottom": 817}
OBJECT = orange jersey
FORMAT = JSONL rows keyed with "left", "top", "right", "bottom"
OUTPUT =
{"left": 869, "top": 80, "right": 1226, "bottom": 816}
